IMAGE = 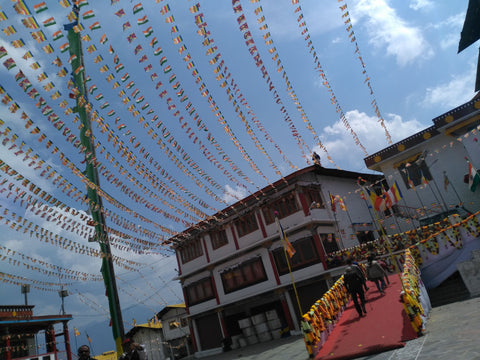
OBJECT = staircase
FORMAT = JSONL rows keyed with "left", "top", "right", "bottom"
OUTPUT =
{"left": 426, "top": 271, "right": 471, "bottom": 308}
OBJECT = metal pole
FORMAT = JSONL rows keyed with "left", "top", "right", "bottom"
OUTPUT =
{"left": 64, "top": 6, "right": 124, "bottom": 354}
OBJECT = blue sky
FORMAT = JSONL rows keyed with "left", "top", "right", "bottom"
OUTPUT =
{"left": 0, "top": 0, "right": 476, "bottom": 354}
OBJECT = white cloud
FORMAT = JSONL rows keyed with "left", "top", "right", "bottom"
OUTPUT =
{"left": 353, "top": 0, "right": 433, "bottom": 66}
{"left": 409, "top": 0, "right": 434, "bottom": 11}
{"left": 423, "top": 70, "right": 476, "bottom": 108}
{"left": 316, "top": 109, "right": 425, "bottom": 171}
{"left": 223, "top": 184, "right": 248, "bottom": 203}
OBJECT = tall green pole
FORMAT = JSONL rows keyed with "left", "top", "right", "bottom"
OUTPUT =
{"left": 65, "top": 7, "right": 125, "bottom": 355}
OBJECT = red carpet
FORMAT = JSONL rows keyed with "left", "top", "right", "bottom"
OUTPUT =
{"left": 314, "top": 274, "right": 418, "bottom": 360}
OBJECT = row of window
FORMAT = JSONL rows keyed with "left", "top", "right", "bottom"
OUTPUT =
{"left": 184, "top": 236, "right": 326, "bottom": 306}
{"left": 179, "top": 188, "right": 325, "bottom": 264}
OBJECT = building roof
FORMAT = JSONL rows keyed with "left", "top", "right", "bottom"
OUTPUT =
{"left": 0, "top": 305, "right": 73, "bottom": 334}
{"left": 170, "top": 165, "right": 383, "bottom": 246}
{"left": 156, "top": 303, "right": 186, "bottom": 318}
{"left": 125, "top": 320, "right": 162, "bottom": 338}
{"left": 365, "top": 97, "right": 480, "bottom": 171}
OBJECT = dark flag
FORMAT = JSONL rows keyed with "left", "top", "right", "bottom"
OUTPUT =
{"left": 458, "top": 0, "right": 480, "bottom": 53}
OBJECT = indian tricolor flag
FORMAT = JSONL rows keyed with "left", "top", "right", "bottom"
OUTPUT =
{"left": 89, "top": 22, "right": 100, "bottom": 30}
{"left": 59, "top": 43, "right": 69, "bottom": 53}
{"left": 133, "top": 3, "right": 143, "bottom": 14}
{"left": 153, "top": 47, "right": 163, "bottom": 56}
{"left": 143, "top": 27, "right": 153, "bottom": 37}
{"left": 42, "top": 17, "right": 56, "bottom": 27}
{"left": 137, "top": 15, "right": 148, "bottom": 25}
{"left": 33, "top": 2, "right": 48, "bottom": 13}
{"left": 468, "top": 161, "right": 480, "bottom": 192}
{"left": 75, "top": 0, "right": 88, "bottom": 8}
{"left": 83, "top": 10, "right": 94, "bottom": 19}
{"left": 52, "top": 30, "right": 63, "bottom": 41}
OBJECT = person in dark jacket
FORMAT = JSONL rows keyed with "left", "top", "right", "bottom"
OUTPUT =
{"left": 78, "top": 345, "right": 95, "bottom": 360}
{"left": 120, "top": 339, "right": 145, "bottom": 360}
{"left": 348, "top": 257, "right": 369, "bottom": 292}
{"left": 344, "top": 265, "right": 367, "bottom": 317}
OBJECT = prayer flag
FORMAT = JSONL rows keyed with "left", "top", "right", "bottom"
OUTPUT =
{"left": 275, "top": 216, "right": 296, "bottom": 258}
{"left": 115, "top": 9, "right": 125, "bottom": 17}
{"left": 329, "top": 193, "right": 336, "bottom": 212}
{"left": 160, "top": 5, "right": 170, "bottom": 15}
{"left": 384, "top": 181, "right": 403, "bottom": 209}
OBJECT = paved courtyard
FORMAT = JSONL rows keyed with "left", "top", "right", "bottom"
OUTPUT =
{"left": 197, "top": 297, "right": 480, "bottom": 360}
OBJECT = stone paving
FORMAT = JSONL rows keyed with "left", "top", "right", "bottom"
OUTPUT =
{"left": 196, "top": 297, "right": 480, "bottom": 360}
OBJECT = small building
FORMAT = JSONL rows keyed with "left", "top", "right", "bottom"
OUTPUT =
{"left": 170, "top": 166, "right": 382, "bottom": 355}
{"left": 124, "top": 321, "right": 166, "bottom": 360}
{"left": 155, "top": 304, "right": 192, "bottom": 360}
{"left": 0, "top": 305, "right": 72, "bottom": 360}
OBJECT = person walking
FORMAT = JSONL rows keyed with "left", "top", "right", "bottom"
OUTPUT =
{"left": 77, "top": 345, "right": 95, "bottom": 360}
{"left": 350, "top": 258, "right": 369, "bottom": 292}
{"left": 343, "top": 264, "right": 367, "bottom": 317}
{"left": 366, "top": 255, "right": 387, "bottom": 294}
{"left": 119, "top": 339, "right": 146, "bottom": 360}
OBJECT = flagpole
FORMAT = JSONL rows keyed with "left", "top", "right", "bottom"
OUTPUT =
{"left": 274, "top": 215, "right": 303, "bottom": 318}
{"left": 360, "top": 190, "right": 381, "bottom": 236}
{"left": 73, "top": 330, "right": 78, "bottom": 353}
{"left": 444, "top": 171, "right": 463, "bottom": 205}
{"left": 86, "top": 333, "right": 94, "bottom": 357}
{"left": 328, "top": 191, "right": 345, "bottom": 249}
{"left": 423, "top": 165, "right": 449, "bottom": 212}
{"left": 421, "top": 172, "right": 446, "bottom": 214}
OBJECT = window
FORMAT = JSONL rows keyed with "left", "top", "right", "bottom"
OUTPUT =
{"left": 320, "top": 233, "right": 339, "bottom": 254}
{"left": 179, "top": 239, "right": 203, "bottom": 264}
{"left": 169, "top": 320, "right": 180, "bottom": 329}
{"left": 398, "top": 158, "right": 432, "bottom": 189}
{"left": 185, "top": 277, "right": 215, "bottom": 306}
{"left": 235, "top": 213, "right": 258, "bottom": 237}
{"left": 180, "top": 317, "right": 189, "bottom": 327}
{"left": 303, "top": 186, "right": 324, "bottom": 209}
{"left": 210, "top": 229, "right": 228, "bottom": 249}
{"left": 272, "top": 237, "right": 321, "bottom": 275}
{"left": 220, "top": 257, "right": 267, "bottom": 293}
{"left": 262, "top": 191, "right": 300, "bottom": 224}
